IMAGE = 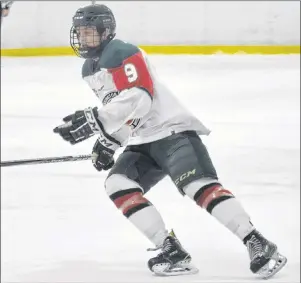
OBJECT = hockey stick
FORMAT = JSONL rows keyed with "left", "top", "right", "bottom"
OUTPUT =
{"left": 0, "top": 154, "right": 92, "bottom": 167}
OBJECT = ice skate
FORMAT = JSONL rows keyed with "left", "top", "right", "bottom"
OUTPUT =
{"left": 245, "top": 230, "right": 287, "bottom": 279}
{"left": 147, "top": 230, "right": 199, "bottom": 276}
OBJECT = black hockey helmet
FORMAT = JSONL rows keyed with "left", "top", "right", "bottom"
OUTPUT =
{"left": 70, "top": 4, "right": 116, "bottom": 59}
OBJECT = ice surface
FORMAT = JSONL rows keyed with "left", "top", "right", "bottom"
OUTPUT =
{"left": 1, "top": 54, "right": 300, "bottom": 282}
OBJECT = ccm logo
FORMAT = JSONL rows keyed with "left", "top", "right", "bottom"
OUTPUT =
{"left": 85, "top": 110, "right": 100, "bottom": 133}
{"left": 99, "top": 137, "right": 113, "bottom": 148}
{"left": 175, "top": 169, "right": 196, "bottom": 186}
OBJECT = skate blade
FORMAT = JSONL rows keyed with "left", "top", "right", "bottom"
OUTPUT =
{"left": 152, "top": 260, "right": 199, "bottom": 276}
{"left": 257, "top": 252, "right": 287, "bottom": 280}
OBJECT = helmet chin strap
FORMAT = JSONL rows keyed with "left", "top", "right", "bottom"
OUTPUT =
{"left": 89, "top": 36, "right": 114, "bottom": 60}
{"left": 100, "top": 28, "right": 110, "bottom": 40}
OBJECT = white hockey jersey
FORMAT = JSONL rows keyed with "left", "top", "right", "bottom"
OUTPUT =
{"left": 82, "top": 39, "right": 211, "bottom": 146}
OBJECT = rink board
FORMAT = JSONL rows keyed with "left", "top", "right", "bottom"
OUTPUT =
{"left": 1, "top": 45, "right": 300, "bottom": 56}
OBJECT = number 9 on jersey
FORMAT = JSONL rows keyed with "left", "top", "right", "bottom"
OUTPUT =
{"left": 124, "top": 63, "right": 138, "bottom": 83}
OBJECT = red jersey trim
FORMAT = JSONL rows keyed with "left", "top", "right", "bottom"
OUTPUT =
{"left": 108, "top": 51, "right": 154, "bottom": 97}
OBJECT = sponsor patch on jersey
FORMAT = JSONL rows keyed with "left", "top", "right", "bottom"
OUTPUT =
{"left": 92, "top": 85, "right": 104, "bottom": 98}
{"left": 127, "top": 118, "right": 141, "bottom": 130}
{"left": 102, "top": 91, "right": 119, "bottom": 105}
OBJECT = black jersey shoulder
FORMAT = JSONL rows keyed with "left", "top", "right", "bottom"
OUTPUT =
{"left": 82, "top": 39, "right": 140, "bottom": 78}
{"left": 99, "top": 39, "right": 140, "bottom": 69}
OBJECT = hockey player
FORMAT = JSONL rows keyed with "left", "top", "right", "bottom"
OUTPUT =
{"left": 53, "top": 4, "right": 287, "bottom": 278}
{"left": 1, "top": 1, "right": 13, "bottom": 19}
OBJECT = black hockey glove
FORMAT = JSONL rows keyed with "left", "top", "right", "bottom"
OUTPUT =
{"left": 53, "top": 107, "right": 102, "bottom": 145}
{"left": 92, "top": 136, "right": 121, "bottom": 171}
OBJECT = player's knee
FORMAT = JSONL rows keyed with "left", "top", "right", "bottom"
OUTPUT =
{"left": 105, "top": 174, "right": 151, "bottom": 218}
{"left": 105, "top": 174, "right": 143, "bottom": 196}
{"left": 183, "top": 178, "right": 235, "bottom": 214}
